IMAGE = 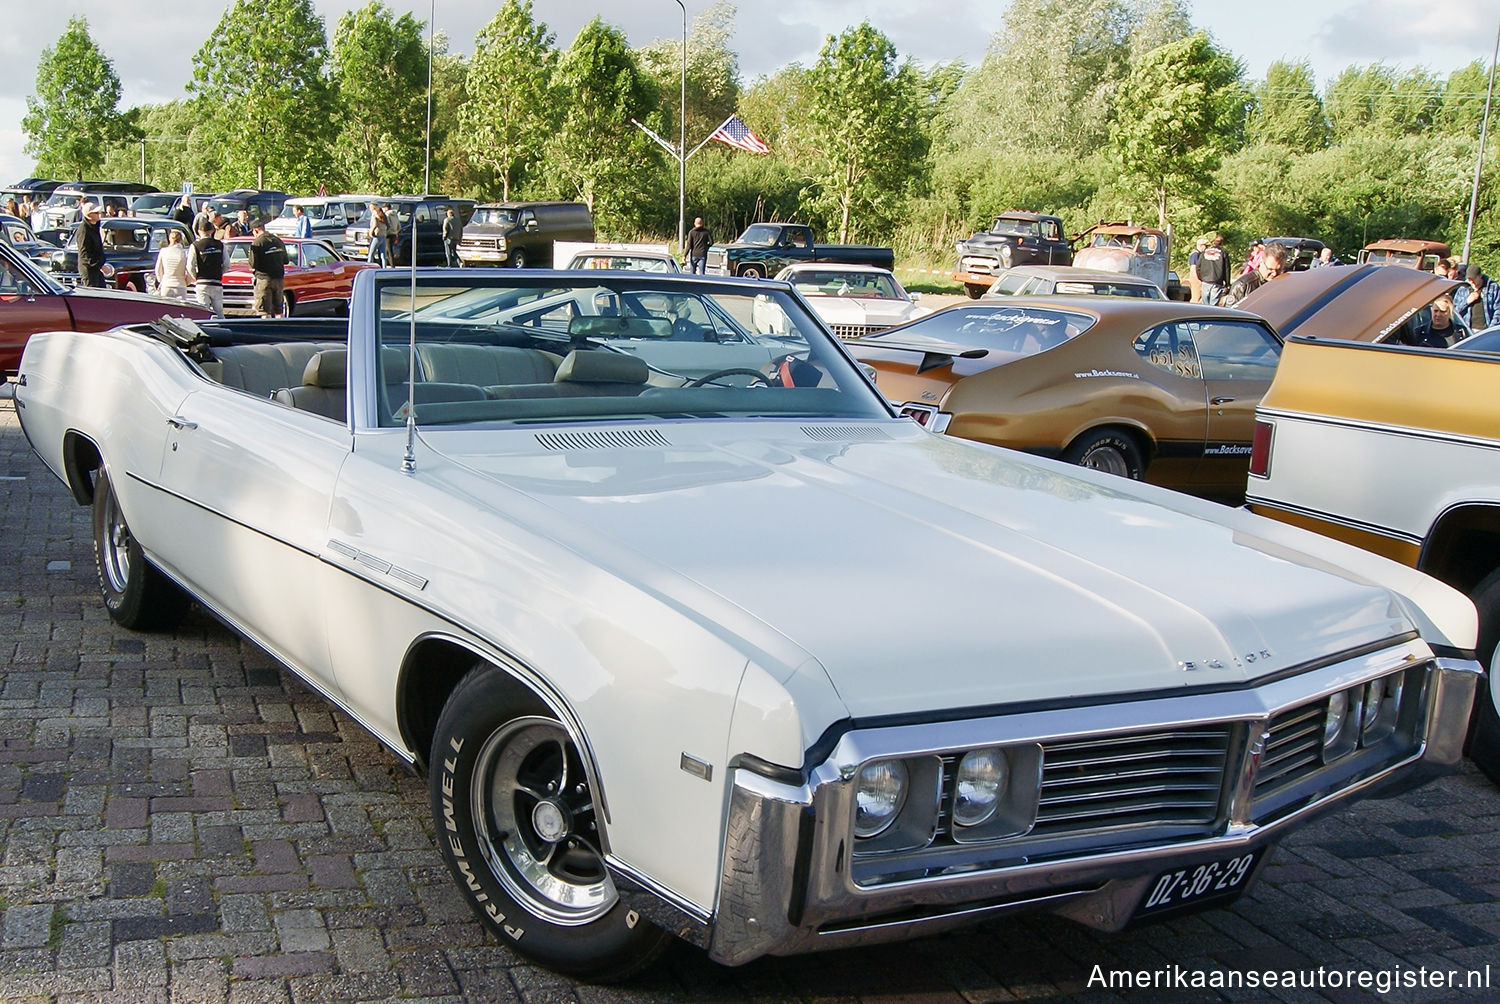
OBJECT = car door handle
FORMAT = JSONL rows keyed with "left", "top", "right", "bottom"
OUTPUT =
{"left": 1210, "top": 396, "right": 1235, "bottom": 405}
{"left": 167, "top": 416, "right": 197, "bottom": 430}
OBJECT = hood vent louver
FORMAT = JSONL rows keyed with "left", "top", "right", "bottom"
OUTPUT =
{"left": 534, "top": 429, "right": 672, "bottom": 451}
{"left": 800, "top": 425, "right": 893, "bottom": 443}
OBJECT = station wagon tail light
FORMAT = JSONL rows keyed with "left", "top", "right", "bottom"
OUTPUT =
{"left": 1248, "top": 420, "right": 1273, "bottom": 477}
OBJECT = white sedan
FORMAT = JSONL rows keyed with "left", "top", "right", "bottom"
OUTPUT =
{"left": 14, "top": 267, "right": 1480, "bottom": 981}
{"left": 755, "top": 262, "right": 929, "bottom": 338}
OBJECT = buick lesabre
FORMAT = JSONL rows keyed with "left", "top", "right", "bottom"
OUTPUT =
{"left": 13, "top": 268, "right": 1483, "bottom": 980}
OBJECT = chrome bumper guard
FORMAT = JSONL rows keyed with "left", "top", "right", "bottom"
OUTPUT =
{"left": 706, "top": 644, "right": 1479, "bottom": 965}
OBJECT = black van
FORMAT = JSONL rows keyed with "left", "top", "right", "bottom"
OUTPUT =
{"left": 345, "top": 196, "right": 478, "bottom": 266}
{"left": 456, "top": 202, "right": 594, "bottom": 269}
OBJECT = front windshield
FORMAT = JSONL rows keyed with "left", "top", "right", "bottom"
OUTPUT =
{"left": 368, "top": 274, "right": 889, "bottom": 429}
{"left": 738, "top": 224, "right": 780, "bottom": 247}
{"left": 873, "top": 305, "right": 1094, "bottom": 357}
{"left": 989, "top": 219, "right": 1040, "bottom": 237}
{"left": 207, "top": 198, "right": 247, "bottom": 217}
{"left": 472, "top": 207, "right": 518, "bottom": 227}
{"left": 45, "top": 191, "right": 79, "bottom": 208}
{"left": 789, "top": 270, "right": 903, "bottom": 299}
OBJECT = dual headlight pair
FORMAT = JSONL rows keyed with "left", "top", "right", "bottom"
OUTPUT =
{"left": 855, "top": 747, "right": 1024, "bottom": 842}
{"left": 1322, "top": 671, "right": 1406, "bottom": 760}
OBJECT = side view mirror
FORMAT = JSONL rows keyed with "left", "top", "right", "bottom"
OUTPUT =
{"left": 525, "top": 220, "right": 538, "bottom": 232}
{"left": 909, "top": 292, "right": 922, "bottom": 301}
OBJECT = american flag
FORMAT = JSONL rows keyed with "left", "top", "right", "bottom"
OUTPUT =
{"left": 708, "top": 114, "right": 770, "bottom": 154}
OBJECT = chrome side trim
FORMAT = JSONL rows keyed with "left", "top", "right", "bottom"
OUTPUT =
{"left": 1244, "top": 494, "right": 1423, "bottom": 547}
{"left": 1255, "top": 407, "right": 1500, "bottom": 453}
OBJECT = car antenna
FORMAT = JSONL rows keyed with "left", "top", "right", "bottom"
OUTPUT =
{"left": 402, "top": 213, "right": 418, "bottom": 474}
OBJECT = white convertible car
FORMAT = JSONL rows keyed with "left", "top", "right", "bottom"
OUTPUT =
{"left": 13, "top": 268, "right": 1483, "bottom": 980}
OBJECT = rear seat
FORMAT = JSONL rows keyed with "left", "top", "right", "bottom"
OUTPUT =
{"left": 210, "top": 342, "right": 345, "bottom": 397}
{"left": 415, "top": 344, "right": 562, "bottom": 387}
{"left": 270, "top": 347, "right": 488, "bottom": 421}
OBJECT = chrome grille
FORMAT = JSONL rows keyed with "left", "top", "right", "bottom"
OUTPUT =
{"left": 1032, "top": 726, "right": 1230, "bottom": 833}
{"left": 1254, "top": 701, "right": 1324, "bottom": 793}
{"left": 829, "top": 323, "right": 890, "bottom": 340}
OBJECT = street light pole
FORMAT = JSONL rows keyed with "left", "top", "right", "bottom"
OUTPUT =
{"left": 1462, "top": 16, "right": 1499, "bottom": 264}
{"left": 673, "top": 0, "right": 686, "bottom": 253}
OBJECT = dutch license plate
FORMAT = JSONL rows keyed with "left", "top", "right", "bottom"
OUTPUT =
{"left": 1135, "top": 848, "right": 1263, "bottom": 919}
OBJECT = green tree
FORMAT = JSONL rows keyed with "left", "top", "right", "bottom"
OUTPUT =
{"left": 540, "top": 18, "right": 660, "bottom": 233}
{"left": 1325, "top": 64, "right": 1442, "bottom": 141}
{"left": 458, "top": 0, "right": 557, "bottom": 201}
{"left": 331, "top": 2, "right": 429, "bottom": 193}
{"left": 188, "top": 0, "right": 337, "bottom": 192}
{"left": 22, "top": 18, "right": 140, "bottom": 179}
{"left": 1439, "top": 61, "right": 1493, "bottom": 134}
{"left": 98, "top": 101, "right": 218, "bottom": 189}
{"left": 1247, "top": 61, "right": 1328, "bottom": 151}
{"left": 1109, "top": 31, "right": 1248, "bottom": 228}
{"left": 803, "top": 23, "right": 928, "bottom": 243}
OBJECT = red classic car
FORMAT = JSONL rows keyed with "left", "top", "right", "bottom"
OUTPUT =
{"left": 221, "top": 237, "right": 373, "bottom": 316}
{"left": 0, "top": 241, "right": 208, "bottom": 375}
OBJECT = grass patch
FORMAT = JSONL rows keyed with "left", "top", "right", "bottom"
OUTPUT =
{"left": 48, "top": 907, "right": 66, "bottom": 949}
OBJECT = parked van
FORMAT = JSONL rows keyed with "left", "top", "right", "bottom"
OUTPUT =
{"left": 457, "top": 202, "right": 593, "bottom": 268}
{"left": 344, "top": 196, "right": 477, "bottom": 266}
{"left": 37, "top": 181, "right": 161, "bottom": 236}
{"left": 207, "top": 189, "right": 290, "bottom": 227}
{"left": 268, "top": 195, "right": 375, "bottom": 250}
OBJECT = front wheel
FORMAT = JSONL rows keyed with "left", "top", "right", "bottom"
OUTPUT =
{"left": 511, "top": 248, "right": 528, "bottom": 269}
{"left": 964, "top": 283, "right": 986, "bottom": 299}
{"left": 1466, "top": 569, "right": 1500, "bottom": 784}
{"left": 431, "top": 668, "right": 671, "bottom": 980}
{"left": 1063, "top": 428, "right": 1145, "bottom": 480}
{"left": 281, "top": 292, "right": 296, "bottom": 318}
{"left": 92, "top": 467, "right": 189, "bottom": 630}
{"left": 738, "top": 264, "right": 763, "bottom": 279}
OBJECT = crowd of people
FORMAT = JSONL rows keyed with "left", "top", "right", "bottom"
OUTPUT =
{"left": 1184, "top": 234, "right": 1497, "bottom": 343}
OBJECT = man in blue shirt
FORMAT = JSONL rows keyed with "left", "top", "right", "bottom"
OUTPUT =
{"left": 292, "top": 204, "right": 313, "bottom": 240}
{"left": 1454, "top": 264, "right": 1500, "bottom": 330}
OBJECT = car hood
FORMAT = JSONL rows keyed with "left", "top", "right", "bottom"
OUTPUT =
{"left": 435, "top": 425, "right": 1418, "bottom": 720}
{"left": 809, "top": 298, "right": 923, "bottom": 327}
{"left": 1240, "top": 264, "right": 1457, "bottom": 342}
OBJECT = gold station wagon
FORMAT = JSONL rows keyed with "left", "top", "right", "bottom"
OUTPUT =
{"left": 850, "top": 298, "right": 1282, "bottom": 499}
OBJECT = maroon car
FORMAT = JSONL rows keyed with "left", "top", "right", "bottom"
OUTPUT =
{"left": 0, "top": 241, "right": 209, "bottom": 375}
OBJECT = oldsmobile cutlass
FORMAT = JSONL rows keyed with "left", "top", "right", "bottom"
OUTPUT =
{"left": 13, "top": 268, "right": 1483, "bottom": 980}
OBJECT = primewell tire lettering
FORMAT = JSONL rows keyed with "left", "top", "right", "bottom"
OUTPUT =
{"left": 438, "top": 736, "right": 521, "bottom": 939}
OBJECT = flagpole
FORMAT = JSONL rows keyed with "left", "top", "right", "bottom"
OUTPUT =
{"left": 1462, "top": 16, "right": 1499, "bottom": 264}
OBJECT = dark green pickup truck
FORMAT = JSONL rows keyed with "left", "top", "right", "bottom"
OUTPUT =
{"left": 706, "top": 223, "right": 895, "bottom": 278}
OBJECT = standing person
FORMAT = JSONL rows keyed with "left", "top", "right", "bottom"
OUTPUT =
{"left": 385, "top": 205, "right": 401, "bottom": 265}
{"left": 228, "top": 209, "right": 252, "bottom": 238}
{"left": 291, "top": 203, "right": 313, "bottom": 239}
{"left": 171, "top": 196, "right": 194, "bottom": 230}
{"left": 74, "top": 202, "right": 106, "bottom": 288}
{"left": 188, "top": 220, "right": 225, "bottom": 317}
{"left": 442, "top": 205, "right": 461, "bottom": 268}
{"left": 1196, "top": 234, "right": 1229, "bottom": 305}
{"left": 247, "top": 221, "right": 287, "bottom": 317}
{"left": 1454, "top": 264, "right": 1500, "bottom": 330}
{"left": 1241, "top": 239, "right": 1264, "bottom": 277}
{"left": 685, "top": 217, "right": 712, "bottom": 274}
{"left": 367, "top": 203, "right": 389, "bottom": 266}
{"left": 153, "top": 229, "right": 191, "bottom": 301}
{"left": 1222, "top": 243, "right": 1288, "bottom": 307}
{"left": 1187, "top": 237, "right": 1206, "bottom": 303}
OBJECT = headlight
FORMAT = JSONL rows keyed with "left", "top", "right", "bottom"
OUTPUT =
{"left": 854, "top": 759, "right": 908, "bottom": 838}
{"left": 1361, "top": 673, "right": 1404, "bottom": 745}
{"left": 1322, "top": 690, "right": 1348, "bottom": 745}
{"left": 953, "top": 748, "right": 1008, "bottom": 827}
{"left": 100, "top": 263, "right": 115, "bottom": 278}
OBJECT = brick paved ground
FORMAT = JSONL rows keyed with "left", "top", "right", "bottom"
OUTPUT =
{"left": 1, "top": 397, "right": 1497, "bottom": 1003}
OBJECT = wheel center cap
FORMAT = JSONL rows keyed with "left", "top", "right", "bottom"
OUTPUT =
{"left": 531, "top": 799, "right": 569, "bottom": 843}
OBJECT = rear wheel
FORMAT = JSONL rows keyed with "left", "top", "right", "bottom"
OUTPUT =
{"left": 92, "top": 467, "right": 189, "bottom": 630}
{"left": 1063, "top": 428, "right": 1145, "bottom": 480}
{"left": 430, "top": 667, "right": 672, "bottom": 981}
{"left": 1466, "top": 570, "right": 1500, "bottom": 784}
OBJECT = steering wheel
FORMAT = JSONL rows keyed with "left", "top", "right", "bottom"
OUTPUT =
{"left": 688, "top": 367, "right": 772, "bottom": 388}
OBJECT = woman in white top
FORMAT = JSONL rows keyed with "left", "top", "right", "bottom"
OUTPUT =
{"left": 154, "top": 229, "right": 191, "bottom": 301}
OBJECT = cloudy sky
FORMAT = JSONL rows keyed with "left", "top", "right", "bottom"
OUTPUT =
{"left": 2, "top": 0, "right": 1494, "bottom": 189}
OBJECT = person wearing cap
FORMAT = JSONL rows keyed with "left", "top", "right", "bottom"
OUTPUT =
{"left": 74, "top": 202, "right": 106, "bottom": 288}
{"left": 247, "top": 220, "right": 288, "bottom": 317}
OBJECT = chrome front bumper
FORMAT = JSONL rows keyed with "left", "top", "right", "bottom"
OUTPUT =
{"left": 705, "top": 645, "right": 1479, "bottom": 965}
